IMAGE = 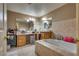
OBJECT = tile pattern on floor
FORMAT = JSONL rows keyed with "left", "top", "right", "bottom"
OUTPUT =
{"left": 6, "top": 45, "right": 36, "bottom": 56}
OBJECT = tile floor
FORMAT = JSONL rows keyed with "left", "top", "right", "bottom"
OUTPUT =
{"left": 6, "top": 45, "right": 36, "bottom": 56}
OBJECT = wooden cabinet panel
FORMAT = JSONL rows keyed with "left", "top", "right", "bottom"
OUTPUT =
{"left": 41, "top": 32, "right": 52, "bottom": 39}
{"left": 17, "top": 35, "right": 26, "bottom": 47}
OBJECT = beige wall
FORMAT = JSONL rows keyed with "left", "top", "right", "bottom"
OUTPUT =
{"left": 7, "top": 10, "right": 37, "bottom": 29}
{"left": 42, "top": 4, "right": 76, "bottom": 21}
{"left": 41, "top": 4, "right": 76, "bottom": 38}
{"left": 52, "top": 18, "right": 76, "bottom": 38}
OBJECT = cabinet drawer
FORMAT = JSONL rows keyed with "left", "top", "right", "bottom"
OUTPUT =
{"left": 17, "top": 35, "right": 26, "bottom": 47}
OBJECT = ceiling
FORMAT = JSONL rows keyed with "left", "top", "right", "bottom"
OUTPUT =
{"left": 7, "top": 3, "right": 65, "bottom": 17}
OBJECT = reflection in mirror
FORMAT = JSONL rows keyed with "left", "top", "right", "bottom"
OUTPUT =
{"left": 16, "top": 18, "right": 34, "bottom": 33}
{"left": 43, "top": 20, "right": 52, "bottom": 29}
{"left": 41, "top": 17, "right": 52, "bottom": 31}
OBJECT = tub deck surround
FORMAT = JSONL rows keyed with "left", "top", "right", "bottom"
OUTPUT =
{"left": 35, "top": 40, "right": 77, "bottom": 56}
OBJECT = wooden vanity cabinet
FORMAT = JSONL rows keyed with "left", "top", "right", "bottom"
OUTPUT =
{"left": 41, "top": 32, "right": 52, "bottom": 39}
{"left": 17, "top": 35, "right": 27, "bottom": 47}
{"left": 16, "top": 32, "right": 53, "bottom": 47}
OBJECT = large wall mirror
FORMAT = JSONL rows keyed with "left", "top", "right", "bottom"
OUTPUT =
{"left": 16, "top": 18, "right": 34, "bottom": 33}
{"left": 41, "top": 17, "right": 52, "bottom": 30}
{"left": 43, "top": 20, "right": 52, "bottom": 29}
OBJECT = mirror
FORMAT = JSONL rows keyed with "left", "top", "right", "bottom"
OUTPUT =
{"left": 16, "top": 18, "right": 34, "bottom": 33}
{"left": 43, "top": 20, "right": 52, "bottom": 29}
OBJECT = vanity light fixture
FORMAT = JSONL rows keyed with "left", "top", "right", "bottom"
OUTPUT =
{"left": 48, "top": 17, "right": 52, "bottom": 20}
{"left": 25, "top": 18, "right": 31, "bottom": 22}
{"left": 42, "top": 17, "right": 47, "bottom": 21}
{"left": 25, "top": 17, "right": 35, "bottom": 22}
{"left": 31, "top": 18, "right": 35, "bottom": 21}
{"left": 42, "top": 17, "right": 52, "bottom": 21}
{"left": 43, "top": 20, "right": 48, "bottom": 23}
{"left": 26, "top": 19, "right": 30, "bottom": 22}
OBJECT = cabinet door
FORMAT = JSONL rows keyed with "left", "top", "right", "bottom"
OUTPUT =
{"left": 41, "top": 32, "right": 52, "bottom": 39}
{"left": 41, "top": 32, "right": 45, "bottom": 39}
{"left": 17, "top": 35, "right": 26, "bottom": 47}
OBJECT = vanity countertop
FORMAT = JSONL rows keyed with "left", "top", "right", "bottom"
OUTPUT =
{"left": 16, "top": 32, "right": 41, "bottom": 35}
{"left": 17, "top": 32, "right": 33, "bottom": 35}
{"left": 16, "top": 31, "right": 52, "bottom": 35}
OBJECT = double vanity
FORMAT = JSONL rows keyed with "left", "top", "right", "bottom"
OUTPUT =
{"left": 17, "top": 31, "right": 52, "bottom": 47}
{"left": 7, "top": 29, "right": 53, "bottom": 48}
